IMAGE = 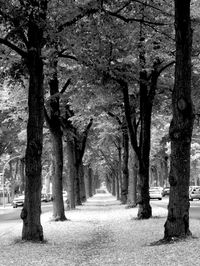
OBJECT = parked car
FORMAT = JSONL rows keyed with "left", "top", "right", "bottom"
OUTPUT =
{"left": 189, "top": 186, "right": 200, "bottom": 201}
{"left": 149, "top": 187, "right": 163, "bottom": 200}
{"left": 162, "top": 187, "right": 170, "bottom": 197}
{"left": 63, "top": 191, "right": 68, "bottom": 203}
{"left": 12, "top": 195, "right": 25, "bottom": 208}
{"left": 41, "top": 193, "right": 52, "bottom": 202}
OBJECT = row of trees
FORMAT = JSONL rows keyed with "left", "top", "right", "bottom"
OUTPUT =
{"left": 0, "top": 0, "right": 198, "bottom": 242}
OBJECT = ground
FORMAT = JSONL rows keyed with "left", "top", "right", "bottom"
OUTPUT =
{"left": 1, "top": 193, "right": 200, "bottom": 266}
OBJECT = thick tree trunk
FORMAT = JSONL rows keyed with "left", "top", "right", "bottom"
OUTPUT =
{"left": 21, "top": 1, "right": 49, "bottom": 241}
{"left": 137, "top": 70, "right": 152, "bottom": 219}
{"left": 164, "top": 0, "right": 193, "bottom": 239}
{"left": 21, "top": 48, "right": 44, "bottom": 241}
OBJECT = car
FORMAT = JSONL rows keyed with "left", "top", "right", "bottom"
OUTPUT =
{"left": 63, "top": 191, "right": 68, "bottom": 203}
{"left": 149, "top": 187, "right": 163, "bottom": 200}
{"left": 189, "top": 186, "right": 200, "bottom": 201}
{"left": 12, "top": 195, "right": 25, "bottom": 208}
{"left": 41, "top": 193, "right": 52, "bottom": 202}
{"left": 162, "top": 187, "right": 170, "bottom": 197}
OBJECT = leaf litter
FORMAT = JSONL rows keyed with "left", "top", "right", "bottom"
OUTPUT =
{"left": 1, "top": 193, "right": 200, "bottom": 266}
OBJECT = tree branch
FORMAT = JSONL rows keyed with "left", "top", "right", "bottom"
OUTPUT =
{"left": 157, "top": 60, "right": 175, "bottom": 76}
{"left": 60, "top": 78, "right": 71, "bottom": 94}
{"left": 58, "top": 49, "right": 78, "bottom": 61}
{"left": 44, "top": 106, "right": 52, "bottom": 128}
{"left": 0, "top": 38, "right": 27, "bottom": 58}
{"left": 103, "top": 9, "right": 169, "bottom": 26}
{"left": 120, "top": 79, "right": 140, "bottom": 159}
{"left": 107, "top": 112, "right": 122, "bottom": 125}
{"left": 79, "top": 118, "right": 93, "bottom": 161}
{"left": 58, "top": 2, "right": 99, "bottom": 32}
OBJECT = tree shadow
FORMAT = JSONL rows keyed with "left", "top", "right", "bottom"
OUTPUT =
{"left": 149, "top": 235, "right": 198, "bottom": 246}
{"left": 131, "top": 215, "right": 165, "bottom": 221}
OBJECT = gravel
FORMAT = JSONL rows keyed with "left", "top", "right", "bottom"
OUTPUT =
{"left": 1, "top": 193, "right": 200, "bottom": 266}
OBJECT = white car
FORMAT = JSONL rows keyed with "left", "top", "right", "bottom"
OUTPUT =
{"left": 62, "top": 191, "right": 68, "bottom": 203}
{"left": 12, "top": 195, "right": 25, "bottom": 208}
{"left": 149, "top": 187, "right": 163, "bottom": 200}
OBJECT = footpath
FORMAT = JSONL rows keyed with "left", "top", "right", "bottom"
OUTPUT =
{"left": 0, "top": 193, "right": 200, "bottom": 266}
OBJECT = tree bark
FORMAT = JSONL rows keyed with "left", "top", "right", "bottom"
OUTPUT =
{"left": 21, "top": 2, "right": 48, "bottom": 240}
{"left": 51, "top": 132, "right": 66, "bottom": 221}
{"left": 79, "top": 162, "right": 86, "bottom": 202}
{"left": 121, "top": 122, "right": 129, "bottom": 204}
{"left": 44, "top": 53, "right": 67, "bottom": 221}
{"left": 164, "top": 0, "right": 193, "bottom": 239}
{"left": 89, "top": 168, "right": 94, "bottom": 197}
{"left": 21, "top": 64, "right": 44, "bottom": 240}
{"left": 111, "top": 173, "right": 116, "bottom": 196}
{"left": 20, "top": 157, "right": 25, "bottom": 193}
{"left": 115, "top": 172, "right": 120, "bottom": 200}
{"left": 74, "top": 119, "right": 93, "bottom": 205}
{"left": 118, "top": 145, "right": 122, "bottom": 201}
{"left": 66, "top": 139, "right": 76, "bottom": 209}
{"left": 128, "top": 149, "right": 138, "bottom": 207}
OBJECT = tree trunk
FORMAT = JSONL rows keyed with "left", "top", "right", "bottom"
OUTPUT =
{"left": 20, "top": 157, "right": 25, "bottom": 193}
{"left": 118, "top": 145, "right": 122, "bottom": 201}
{"left": 75, "top": 171, "right": 82, "bottom": 205}
{"left": 44, "top": 54, "right": 66, "bottom": 221}
{"left": 20, "top": 0, "right": 48, "bottom": 242}
{"left": 164, "top": 0, "right": 193, "bottom": 239}
{"left": 128, "top": 148, "right": 138, "bottom": 207}
{"left": 111, "top": 173, "right": 116, "bottom": 196}
{"left": 115, "top": 173, "right": 120, "bottom": 200}
{"left": 121, "top": 123, "right": 129, "bottom": 204}
{"left": 79, "top": 163, "right": 86, "bottom": 202}
{"left": 51, "top": 132, "right": 66, "bottom": 221}
{"left": 66, "top": 140, "right": 76, "bottom": 209}
{"left": 137, "top": 70, "right": 152, "bottom": 219}
{"left": 88, "top": 167, "right": 93, "bottom": 198}
{"left": 21, "top": 45, "right": 44, "bottom": 241}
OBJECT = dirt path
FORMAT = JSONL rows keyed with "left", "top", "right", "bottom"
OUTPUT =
{"left": 1, "top": 192, "right": 199, "bottom": 266}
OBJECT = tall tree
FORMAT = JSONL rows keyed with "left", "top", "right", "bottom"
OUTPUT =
{"left": 164, "top": 0, "right": 193, "bottom": 239}
{"left": 44, "top": 58, "right": 70, "bottom": 221}
{"left": 0, "top": 0, "right": 48, "bottom": 241}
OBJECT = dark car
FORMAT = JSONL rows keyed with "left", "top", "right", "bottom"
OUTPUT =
{"left": 162, "top": 187, "right": 170, "bottom": 197}
{"left": 149, "top": 187, "right": 163, "bottom": 200}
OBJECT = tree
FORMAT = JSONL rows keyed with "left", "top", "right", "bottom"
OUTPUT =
{"left": 44, "top": 60, "right": 69, "bottom": 221}
{"left": 62, "top": 101, "right": 93, "bottom": 207}
{"left": 164, "top": 0, "right": 194, "bottom": 240}
{"left": 0, "top": 0, "right": 48, "bottom": 241}
{"left": 71, "top": 0, "right": 174, "bottom": 218}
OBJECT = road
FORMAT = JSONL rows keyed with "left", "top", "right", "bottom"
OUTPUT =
{"left": 151, "top": 196, "right": 200, "bottom": 219}
{"left": 0, "top": 202, "right": 52, "bottom": 237}
{"left": 0, "top": 197, "right": 199, "bottom": 238}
